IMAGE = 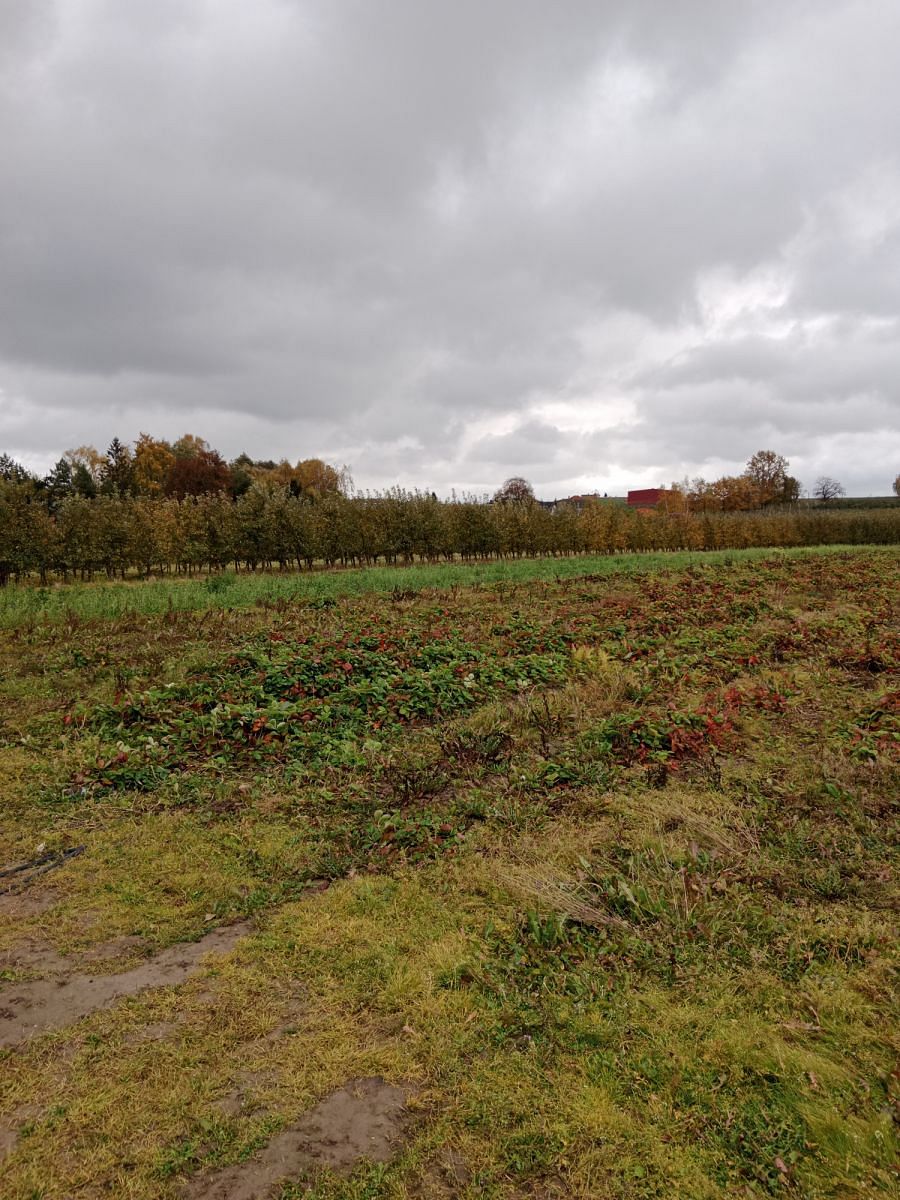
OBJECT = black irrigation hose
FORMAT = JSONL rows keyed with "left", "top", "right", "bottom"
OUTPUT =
{"left": 0, "top": 845, "right": 85, "bottom": 890}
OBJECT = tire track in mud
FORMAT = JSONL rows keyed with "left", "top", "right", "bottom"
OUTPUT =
{"left": 0, "top": 921, "right": 253, "bottom": 1046}
{"left": 181, "top": 1076, "right": 417, "bottom": 1199}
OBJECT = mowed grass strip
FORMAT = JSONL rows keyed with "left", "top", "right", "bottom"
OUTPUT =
{"left": 0, "top": 550, "right": 897, "bottom": 1198}
{"left": 0, "top": 542, "right": 890, "bottom": 628}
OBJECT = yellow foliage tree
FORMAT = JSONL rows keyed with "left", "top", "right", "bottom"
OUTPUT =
{"left": 133, "top": 434, "right": 175, "bottom": 496}
{"left": 63, "top": 445, "right": 105, "bottom": 483}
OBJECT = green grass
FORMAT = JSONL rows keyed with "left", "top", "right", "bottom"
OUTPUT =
{"left": 0, "top": 548, "right": 897, "bottom": 1198}
{"left": 0, "top": 542, "right": 884, "bottom": 628}
{"left": 801, "top": 496, "right": 899, "bottom": 510}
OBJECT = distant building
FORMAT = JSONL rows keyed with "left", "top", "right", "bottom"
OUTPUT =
{"left": 560, "top": 493, "right": 600, "bottom": 511}
{"left": 627, "top": 488, "right": 663, "bottom": 508}
{"left": 537, "top": 493, "right": 603, "bottom": 512}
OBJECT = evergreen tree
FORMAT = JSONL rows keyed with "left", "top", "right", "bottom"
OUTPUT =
{"left": 0, "top": 453, "right": 31, "bottom": 483}
{"left": 72, "top": 463, "right": 98, "bottom": 498}
{"left": 44, "top": 458, "right": 74, "bottom": 512}
{"left": 100, "top": 438, "right": 136, "bottom": 496}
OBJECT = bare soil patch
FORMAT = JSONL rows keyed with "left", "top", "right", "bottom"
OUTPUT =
{"left": 0, "top": 921, "right": 252, "bottom": 1046}
{"left": 183, "top": 1076, "right": 417, "bottom": 1199}
{"left": 0, "top": 937, "right": 69, "bottom": 977}
{"left": 0, "top": 888, "right": 59, "bottom": 918}
{"left": 81, "top": 933, "right": 148, "bottom": 962}
{"left": 411, "top": 1148, "right": 472, "bottom": 1197}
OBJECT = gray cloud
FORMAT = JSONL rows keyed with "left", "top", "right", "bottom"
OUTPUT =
{"left": 468, "top": 421, "right": 567, "bottom": 466}
{"left": 1, "top": 0, "right": 898, "bottom": 495}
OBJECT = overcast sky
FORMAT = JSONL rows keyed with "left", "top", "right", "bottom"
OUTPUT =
{"left": 2, "top": 0, "right": 899, "bottom": 497}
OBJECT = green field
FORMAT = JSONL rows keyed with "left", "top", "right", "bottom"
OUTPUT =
{"left": 0, "top": 543, "right": 882, "bottom": 628}
{"left": 1, "top": 547, "right": 897, "bottom": 1198}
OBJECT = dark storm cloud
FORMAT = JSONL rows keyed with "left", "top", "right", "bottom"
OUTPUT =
{"left": 1, "top": 0, "right": 898, "bottom": 494}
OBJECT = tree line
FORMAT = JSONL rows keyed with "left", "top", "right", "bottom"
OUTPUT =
{"left": 1, "top": 476, "right": 897, "bottom": 585}
{"left": 0, "top": 440, "right": 897, "bottom": 584}
{"left": 0, "top": 435, "right": 347, "bottom": 506}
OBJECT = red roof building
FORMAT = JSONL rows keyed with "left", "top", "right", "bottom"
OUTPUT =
{"left": 626, "top": 488, "right": 663, "bottom": 508}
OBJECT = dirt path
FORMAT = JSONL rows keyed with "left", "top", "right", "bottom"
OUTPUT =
{"left": 0, "top": 921, "right": 252, "bottom": 1046}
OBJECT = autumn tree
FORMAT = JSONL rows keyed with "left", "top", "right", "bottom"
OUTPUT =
{"left": 55, "top": 495, "right": 100, "bottom": 579}
{"left": 250, "top": 457, "right": 346, "bottom": 500}
{"left": 165, "top": 446, "right": 232, "bottom": 498}
{"left": 659, "top": 485, "right": 691, "bottom": 515}
{"left": 294, "top": 458, "right": 346, "bottom": 499}
{"left": 172, "top": 434, "right": 211, "bottom": 459}
{"left": 744, "top": 450, "right": 791, "bottom": 505}
{"left": 133, "top": 434, "right": 175, "bottom": 496}
{"left": 893, "top": 474, "right": 899, "bottom": 498}
{"left": 708, "top": 475, "right": 764, "bottom": 511}
{"left": 492, "top": 477, "right": 535, "bottom": 505}
{"left": 64, "top": 446, "right": 105, "bottom": 487}
{"left": 684, "top": 477, "right": 714, "bottom": 512}
{"left": 780, "top": 475, "right": 802, "bottom": 504}
{"left": 0, "top": 476, "right": 57, "bottom": 582}
{"left": 229, "top": 453, "right": 256, "bottom": 498}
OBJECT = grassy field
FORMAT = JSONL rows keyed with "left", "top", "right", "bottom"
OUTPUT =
{"left": 0, "top": 543, "right": 882, "bottom": 628}
{"left": 0, "top": 548, "right": 897, "bottom": 1198}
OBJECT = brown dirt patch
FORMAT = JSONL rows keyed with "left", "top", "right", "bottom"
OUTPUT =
{"left": 0, "top": 937, "right": 69, "bottom": 977}
{"left": 81, "top": 934, "right": 148, "bottom": 962}
{"left": 0, "top": 921, "right": 252, "bottom": 1046}
{"left": 411, "top": 1148, "right": 472, "bottom": 1197}
{"left": 0, "top": 888, "right": 59, "bottom": 918}
{"left": 183, "top": 1076, "right": 417, "bottom": 1199}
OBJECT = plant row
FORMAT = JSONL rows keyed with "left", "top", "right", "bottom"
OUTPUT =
{"left": 1, "top": 480, "right": 898, "bottom": 584}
